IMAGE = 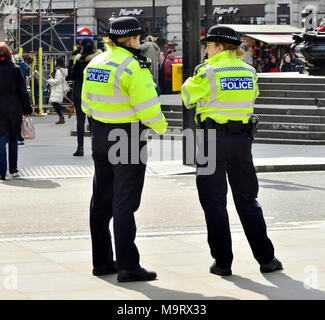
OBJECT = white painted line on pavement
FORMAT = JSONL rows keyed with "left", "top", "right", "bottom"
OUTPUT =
{"left": 0, "top": 224, "right": 323, "bottom": 242}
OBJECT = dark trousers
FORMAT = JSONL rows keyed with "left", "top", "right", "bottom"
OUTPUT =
{"left": 73, "top": 91, "right": 88, "bottom": 148}
{"left": 196, "top": 129, "right": 274, "bottom": 268}
{"left": 164, "top": 81, "right": 172, "bottom": 94}
{"left": 0, "top": 133, "right": 18, "bottom": 177}
{"left": 52, "top": 102, "right": 65, "bottom": 117}
{"left": 90, "top": 120, "right": 147, "bottom": 270}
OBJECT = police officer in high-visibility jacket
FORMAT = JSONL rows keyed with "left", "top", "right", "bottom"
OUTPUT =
{"left": 82, "top": 17, "right": 167, "bottom": 282}
{"left": 181, "top": 26, "right": 283, "bottom": 276}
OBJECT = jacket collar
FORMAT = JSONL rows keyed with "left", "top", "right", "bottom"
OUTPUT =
{"left": 205, "top": 50, "right": 234, "bottom": 64}
{"left": 118, "top": 45, "right": 147, "bottom": 60}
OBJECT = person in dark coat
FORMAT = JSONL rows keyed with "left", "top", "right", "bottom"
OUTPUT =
{"left": 0, "top": 42, "right": 32, "bottom": 180}
{"left": 280, "top": 54, "right": 296, "bottom": 72}
{"left": 68, "top": 38, "right": 102, "bottom": 156}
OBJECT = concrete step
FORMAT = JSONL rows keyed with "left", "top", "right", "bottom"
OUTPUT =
{"left": 256, "top": 129, "right": 325, "bottom": 140}
{"left": 254, "top": 137, "right": 325, "bottom": 145}
{"left": 258, "top": 114, "right": 325, "bottom": 124}
{"left": 255, "top": 97, "right": 321, "bottom": 106}
{"left": 162, "top": 105, "right": 183, "bottom": 112}
{"left": 258, "top": 83, "right": 325, "bottom": 91}
{"left": 167, "top": 118, "right": 183, "bottom": 127}
{"left": 257, "top": 76, "right": 325, "bottom": 84}
{"left": 259, "top": 122, "right": 325, "bottom": 132}
{"left": 163, "top": 111, "right": 183, "bottom": 119}
{"left": 259, "top": 90, "right": 325, "bottom": 99}
{"left": 254, "top": 106, "right": 325, "bottom": 116}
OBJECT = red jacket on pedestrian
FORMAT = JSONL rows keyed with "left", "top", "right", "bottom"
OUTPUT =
{"left": 163, "top": 57, "right": 175, "bottom": 82}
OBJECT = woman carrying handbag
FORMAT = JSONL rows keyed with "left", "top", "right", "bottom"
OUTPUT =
{"left": 0, "top": 42, "right": 32, "bottom": 180}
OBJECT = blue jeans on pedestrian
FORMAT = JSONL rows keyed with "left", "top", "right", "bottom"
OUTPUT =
{"left": 52, "top": 102, "right": 65, "bottom": 116}
{"left": 0, "top": 133, "right": 18, "bottom": 177}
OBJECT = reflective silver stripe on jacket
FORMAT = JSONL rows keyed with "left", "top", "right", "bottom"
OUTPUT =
{"left": 199, "top": 100, "right": 253, "bottom": 109}
{"left": 182, "top": 84, "right": 191, "bottom": 107}
{"left": 86, "top": 92, "right": 130, "bottom": 104}
{"left": 253, "top": 85, "right": 258, "bottom": 104}
{"left": 196, "top": 110, "right": 253, "bottom": 117}
{"left": 133, "top": 96, "right": 160, "bottom": 112}
{"left": 106, "top": 61, "right": 133, "bottom": 75}
{"left": 114, "top": 56, "right": 134, "bottom": 89}
{"left": 205, "top": 65, "right": 218, "bottom": 104}
{"left": 141, "top": 112, "right": 163, "bottom": 125}
{"left": 82, "top": 100, "right": 136, "bottom": 119}
{"left": 86, "top": 56, "right": 135, "bottom": 105}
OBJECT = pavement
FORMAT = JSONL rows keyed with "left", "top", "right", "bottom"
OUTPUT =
{"left": 0, "top": 114, "right": 325, "bottom": 300}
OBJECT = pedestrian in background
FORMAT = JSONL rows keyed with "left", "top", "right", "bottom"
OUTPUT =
{"left": 163, "top": 49, "right": 176, "bottom": 94}
{"left": 280, "top": 54, "right": 296, "bottom": 72}
{"left": 158, "top": 51, "right": 166, "bottom": 94}
{"left": 13, "top": 54, "right": 29, "bottom": 80}
{"left": 181, "top": 25, "right": 283, "bottom": 276}
{"left": 267, "top": 55, "right": 279, "bottom": 72}
{"left": 46, "top": 57, "right": 73, "bottom": 124}
{"left": 68, "top": 38, "right": 102, "bottom": 156}
{"left": 81, "top": 17, "right": 167, "bottom": 282}
{"left": 0, "top": 42, "right": 32, "bottom": 180}
{"left": 291, "top": 54, "right": 304, "bottom": 71}
{"left": 139, "top": 35, "right": 160, "bottom": 85}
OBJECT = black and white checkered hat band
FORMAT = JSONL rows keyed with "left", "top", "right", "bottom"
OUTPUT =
{"left": 110, "top": 27, "right": 142, "bottom": 35}
{"left": 212, "top": 34, "right": 238, "bottom": 41}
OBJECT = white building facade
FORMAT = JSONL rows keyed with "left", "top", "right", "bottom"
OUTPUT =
{"left": 2, "top": 0, "right": 325, "bottom": 54}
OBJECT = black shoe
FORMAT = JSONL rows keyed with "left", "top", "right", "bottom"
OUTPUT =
{"left": 210, "top": 261, "right": 232, "bottom": 276}
{"left": 9, "top": 168, "right": 19, "bottom": 178}
{"left": 73, "top": 147, "right": 84, "bottom": 157}
{"left": 0, "top": 175, "right": 5, "bottom": 181}
{"left": 117, "top": 267, "right": 157, "bottom": 282}
{"left": 92, "top": 263, "right": 118, "bottom": 276}
{"left": 260, "top": 257, "right": 283, "bottom": 273}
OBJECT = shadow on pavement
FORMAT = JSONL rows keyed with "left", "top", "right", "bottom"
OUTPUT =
{"left": 259, "top": 178, "right": 325, "bottom": 192}
{"left": 1, "top": 179, "right": 60, "bottom": 189}
{"left": 97, "top": 276, "right": 238, "bottom": 300}
{"left": 223, "top": 271, "right": 325, "bottom": 300}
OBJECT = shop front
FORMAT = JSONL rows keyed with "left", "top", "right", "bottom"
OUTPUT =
{"left": 208, "top": 4, "right": 266, "bottom": 25}
{"left": 95, "top": 6, "right": 167, "bottom": 49}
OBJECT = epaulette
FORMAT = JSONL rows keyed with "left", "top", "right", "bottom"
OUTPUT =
{"left": 133, "top": 54, "right": 151, "bottom": 69}
{"left": 194, "top": 62, "right": 207, "bottom": 75}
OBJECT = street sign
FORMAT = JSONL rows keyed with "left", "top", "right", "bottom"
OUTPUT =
{"left": 76, "top": 35, "right": 95, "bottom": 41}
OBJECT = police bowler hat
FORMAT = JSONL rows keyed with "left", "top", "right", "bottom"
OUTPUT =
{"left": 108, "top": 17, "right": 146, "bottom": 38}
{"left": 201, "top": 25, "right": 242, "bottom": 46}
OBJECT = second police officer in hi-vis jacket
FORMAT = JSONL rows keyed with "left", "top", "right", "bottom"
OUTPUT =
{"left": 82, "top": 17, "right": 167, "bottom": 282}
{"left": 181, "top": 25, "right": 283, "bottom": 276}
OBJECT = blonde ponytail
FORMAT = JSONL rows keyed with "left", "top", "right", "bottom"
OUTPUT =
{"left": 217, "top": 42, "right": 245, "bottom": 58}
{"left": 103, "top": 36, "right": 133, "bottom": 49}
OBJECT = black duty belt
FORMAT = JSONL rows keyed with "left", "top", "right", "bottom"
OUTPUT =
{"left": 203, "top": 117, "right": 249, "bottom": 134}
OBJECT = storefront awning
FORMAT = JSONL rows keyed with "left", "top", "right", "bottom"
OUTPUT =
{"left": 245, "top": 34, "right": 295, "bottom": 45}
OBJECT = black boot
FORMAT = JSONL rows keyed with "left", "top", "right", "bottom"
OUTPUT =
{"left": 73, "top": 146, "right": 84, "bottom": 157}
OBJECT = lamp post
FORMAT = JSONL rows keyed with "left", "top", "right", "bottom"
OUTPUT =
{"left": 182, "top": 0, "right": 201, "bottom": 165}
{"left": 205, "top": 0, "right": 213, "bottom": 33}
{"left": 152, "top": 0, "right": 156, "bottom": 35}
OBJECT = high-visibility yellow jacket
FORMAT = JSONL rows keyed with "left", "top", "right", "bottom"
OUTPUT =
{"left": 81, "top": 46, "right": 168, "bottom": 135}
{"left": 181, "top": 50, "right": 259, "bottom": 124}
